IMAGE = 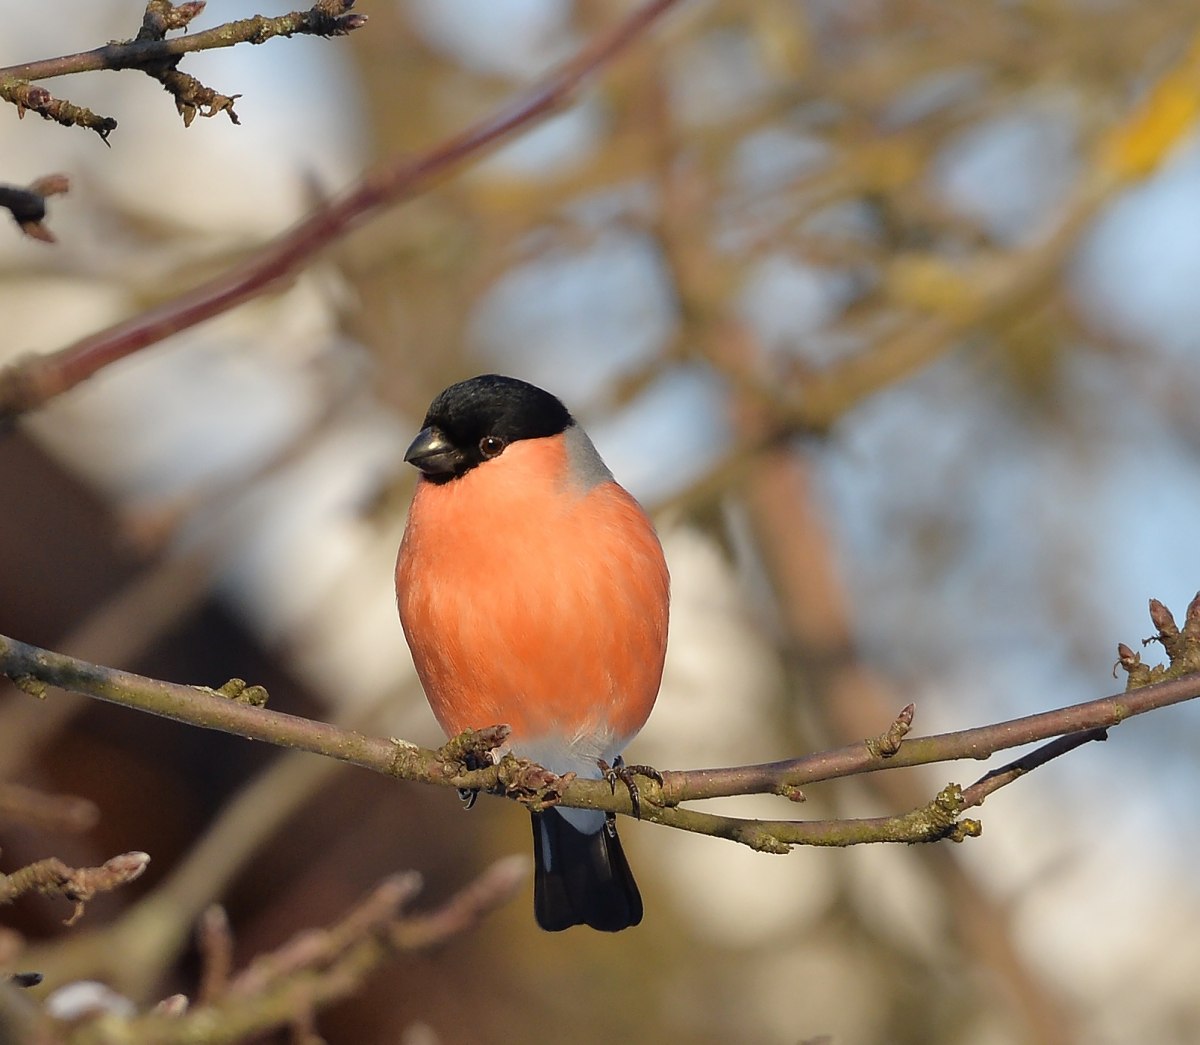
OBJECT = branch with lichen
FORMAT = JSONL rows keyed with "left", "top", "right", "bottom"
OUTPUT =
{"left": 0, "top": 0, "right": 686, "bottom": 422}
{"left": 3, "top": 596, "right": 1199, "bottom": 854}
{"left": 0, "top": 1, "right": 366, "bottom": 140}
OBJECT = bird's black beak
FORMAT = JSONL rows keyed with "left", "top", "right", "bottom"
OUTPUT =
{"left": 404, "top": 426, "right": 464, "bottom": 476}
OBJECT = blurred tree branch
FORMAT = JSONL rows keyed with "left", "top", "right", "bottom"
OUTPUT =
{"left": 0, "top": 852, "right": 148, "bottom": 927}
{"left": 0, "top": 0, "right": 687, "bottom": 425}
{"left": 0, "top": 175, "right": 70, "bottom": 242}
{"left": 3, "top": 594, "right": 1198, "bottom": 852}
{"left": 24, "top": 719, "right": 368, "bottom": 994}
{"left": 26, "top": 858, "right": 525, "bottom": 1045}
{"left": 0, "top": 783, "right": 97, "bottom": 834}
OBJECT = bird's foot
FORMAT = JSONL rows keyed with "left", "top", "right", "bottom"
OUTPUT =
{"left": 599, "top": 756, "right": 663, "bottom": 820}
{"left": 436, "top": 725, "right": 511, "bottom": 809}
{"left": 498, "top": 757, "right": 576, "bottom": 812}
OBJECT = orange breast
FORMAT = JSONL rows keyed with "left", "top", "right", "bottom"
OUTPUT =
{"left": 395, "top": 437, "right": 669, "bottom": 757}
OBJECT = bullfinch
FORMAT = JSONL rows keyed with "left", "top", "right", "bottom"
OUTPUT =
{"left": 395, "top": 375, "right": 669, "bottom": 932}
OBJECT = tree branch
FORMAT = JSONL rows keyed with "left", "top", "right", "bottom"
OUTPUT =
{"left": 0, "top": 1, "right": 367, "bottom": 136}
{"left": 59, "top": 858, "right": 526, "bottom": 1045}
{"left": 0, "top": 782, "right": 98, "bottom": 833}
{"left": 959, "top": 728, "right": 1109, "bottom": 809}
{"left": 0, "top": 852, "right": 149, "bottom": 926}
{"left": 0, "top": 0, "right": 687, "bottom": 423}
{"left": 1, "top": 1, "right": 365, "bottom": 82}
{"left": 3, "top": 604, "right": 1199, "bottom": 852}
{"left": 662, "top": 682, "right": 1180, "bottom": 804}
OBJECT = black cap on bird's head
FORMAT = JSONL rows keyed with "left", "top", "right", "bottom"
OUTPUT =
{"left": 404, "top": 374, "right": 575, "bottom": 482}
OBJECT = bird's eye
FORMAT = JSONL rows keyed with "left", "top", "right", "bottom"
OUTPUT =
{"left": 479, "top": 435, "right": 506, "bottom": 458}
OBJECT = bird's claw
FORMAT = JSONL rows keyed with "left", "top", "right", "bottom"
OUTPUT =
{"left": 599, "top": 755, "right": 662, "bottom": 820}
{"left": 437, "top": 725, "right": 511, "bottom": 811}
{"left": 499, "top": 758, "right": 575, "bottom": 812}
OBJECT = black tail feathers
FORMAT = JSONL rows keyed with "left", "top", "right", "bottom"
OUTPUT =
{"left": 531, "top": 809, "right": 642, "bottom": 932}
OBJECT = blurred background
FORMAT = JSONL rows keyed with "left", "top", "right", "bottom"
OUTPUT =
{"left": 3, "top": 0, "right": 1200, "bottom": 1041}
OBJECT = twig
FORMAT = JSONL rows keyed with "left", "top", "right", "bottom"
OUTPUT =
{"left": 0, "top": 81, "right": 116, "bottom": 140}
{"left": 0, "top": 783, "right": 98, "bottom": 833}
{"left": 663, "top": 693, "right": 1143, "bottom": 803}
{"left": 960, "top": 728, "right": 1109, "bottom": 809}
{"left": 388, "top": 855, "right": 529, "bottom": 950}
{"left": 0, "top": 0, "right": 687, "bottom": 423}
{"left": 2, "top": 626, "right": 1199, "bottom": 850}
{"left": 635, "top": 784, "right": 982, "bottom": 854}
{"left": 24, "top": 731, "right": 354, "bottom": 996}
{"left": 227, "top": 873, "right": 423, "bottom": 998}
{"left": 64, "top": 858, "right": 526, "bottom": 1045}
{"left": 0, "top": 2, "right": 367, "bottom": 137}
{"left": 196, "top": 906, "right": 234, "bottom": 1005}
{"left": 0, "top": 852, "right": 149, "bottom": 926}
{"left": 0, "top": 2, "right": 366, "bottom": 82}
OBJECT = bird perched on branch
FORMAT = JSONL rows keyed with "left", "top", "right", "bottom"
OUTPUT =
{"left": 396, "top": 374, "right": 669, "bottom": 931}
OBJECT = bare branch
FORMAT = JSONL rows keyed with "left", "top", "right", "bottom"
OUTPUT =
{"left": 196, "top": 906, "right": 234, "bottom": 1005}
{"left": 226, "top": 873, "right": 423, "bottom": 999}
{"left": 0, "top": 1, "right": 367, "bottom": 136}
{"left": 388, "top": 855, "right": 529, "bottom": 950}
{"left": 0, "top": 0, "right": 687, "bottom": 423}
{"left": 960, "top": 729, "right": 1109, "bottom": 809}
{"left": 0, "top": 80, "right": 117, "bottom": 140}
{"left": 3, "top": 618, "right": 1199, "bottom": 851}
{"left": 0, "top": 783, "right": 98, "bottom": 833}
{"left": 61, "top": 859, "right": 525, "bottom": 1045}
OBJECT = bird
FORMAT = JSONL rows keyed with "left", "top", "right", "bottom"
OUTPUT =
{"left": 395, "top": 374, "right": 669, "bottom": 932}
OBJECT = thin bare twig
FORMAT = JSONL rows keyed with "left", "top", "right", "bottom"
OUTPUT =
{"left": 196, "top": 906, "right": 234, "bottom": 1005}
{"left": 960, "top": 728, "right": 1109, "bottom": 808}
{"left": 0, "top": 1, "right": 367, "bottom": 137}
{"left": 0, "top": 783, "right": 98, "bottom": 833}
{"left": 63, "top": 858, "right": 525, "bottom": 1045}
